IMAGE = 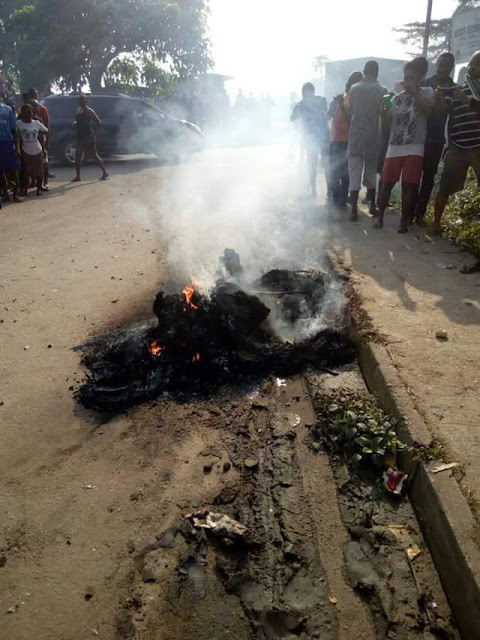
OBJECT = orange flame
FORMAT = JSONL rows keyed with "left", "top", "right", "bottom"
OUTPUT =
{"left": 149, "top": 340, "right": 165, "bottom": 357}
{"left": 192, "top": 352, "right": 201, "bottom": 363}
{"left": 183, "top": 285, "right": 199, "bottom": 310}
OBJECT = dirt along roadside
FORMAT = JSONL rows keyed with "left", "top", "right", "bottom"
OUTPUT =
{"left": 328, "top": 203, "right": 480, "bottom": 512}
{"left": 0, "top": 148, "right": 460, "bottom": 639}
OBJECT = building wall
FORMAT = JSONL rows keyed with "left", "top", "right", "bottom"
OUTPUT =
{"left": 324, "top": 57, "right": 407, "bottom": 99}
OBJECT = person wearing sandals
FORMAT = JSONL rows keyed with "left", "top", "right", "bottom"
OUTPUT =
{"left": 17, "top": 103, "right": 48, "bottom": 197}
{"left": 72, "top": 95, "right": 108, "bottom": 182}
{"left": 376, "top": 59, "right": 434, "bottom": 233}
{"left": 29, "top": 99, "right": 49, "bottom": 191}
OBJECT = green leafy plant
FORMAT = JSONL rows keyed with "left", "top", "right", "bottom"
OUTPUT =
{"left": 427, "top": 173, "right": 480, "bottom": 258}
{"left": 315, "top": 390, "right": 405, "bottom": 468}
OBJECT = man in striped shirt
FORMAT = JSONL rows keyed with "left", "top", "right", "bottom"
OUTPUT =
{"left": 433, "top": 51, "right": 480, "bottom": 233}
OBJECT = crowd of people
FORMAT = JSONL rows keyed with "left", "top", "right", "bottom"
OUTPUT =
{"left": 0, "top": 91, "right": 108, "bottom": 208}
{"left": 291, "top": 50, "right": 480, "bottom": 237}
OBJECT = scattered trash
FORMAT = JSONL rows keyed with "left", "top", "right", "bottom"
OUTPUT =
{"left": 23, "top": 345, "right": 30, "bottom": 351}
{"left": 435, "top": 263, "right": 456, "bottom": 270}
{"left": 431, "top": 462, "right": 461, "bottom": 474}
{"left": 329, "top": 594, "right": 338, "bottom": 605}
{"left": 383, "top": 468, "right": 408, "bottom": 495}
{"left": 244, "top": 457, "right": 259, "bottom": 470}
{"left": 6, "top": 606, "right": 16, "bottom": 614}
{"left": 407, "top": 544, "right": 422, "bottom": 561}
{"left": 189, "top": 511, "right": 247, "bottom": 540}
{"left": 84, "top": 484, "right": 97, "bottom": 490}
{"left": 287, "top": 413, "right": 301, "bottom": 428}
{"left": 435, "top": 329, "right": 449, "bottom": 341}
{"left": 387, "top": 524, "right": 408, "bottom": 537}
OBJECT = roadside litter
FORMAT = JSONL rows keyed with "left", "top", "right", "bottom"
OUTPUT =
{"left": 187, "top": 510, "right": 248, "bottom": 540}
{"left": 431, "top": 462, "right": 461, "bottom": 474}
{"left": 383, "top": 468, "right": 408, "bottom": 495}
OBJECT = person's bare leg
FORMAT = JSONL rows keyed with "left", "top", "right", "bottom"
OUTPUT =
{"left": 36, "top": 176, "right": 43, "bottom": 196}
{"left": 92, "top": 143, "right": 108, "bottom": 180}
{"left": 42, "top": 161, "right": 49, "bottom": 190}
{"left": 307, "top": 149, "right": 317, "bottom": 197}
{"left": 374, "top": 181, "right": 395, "bottom": 229}
{"left": 72, "top": 145, "right": 82, "bottom": 182}
{"left": 21, "top": 167, "right": 28, "bottom": 196}
{"left": 0, "top": 173, "right": 8, "bottom": 201}
{"left": 10, "top": 171, "right": 22, "bottom": 202}
{"left": 433, "top": 192, "right": 448, "bottom": 234}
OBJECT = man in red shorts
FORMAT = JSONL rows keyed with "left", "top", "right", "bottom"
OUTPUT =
{"left": 375, "top": 59, "right": 434, "bottom": 232}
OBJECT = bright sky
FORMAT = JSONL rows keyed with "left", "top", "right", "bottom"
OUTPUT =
{"left": 209, "top": 0, "right": 458, "bottom": 95}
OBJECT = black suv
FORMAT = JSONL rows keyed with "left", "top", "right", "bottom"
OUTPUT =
{"left": 41, "top": 93, "right": 204, "bottom": 165}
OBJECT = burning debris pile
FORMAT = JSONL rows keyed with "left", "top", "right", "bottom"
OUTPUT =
{"left": 76, "top": 251, "right": 355, "bottom": 411}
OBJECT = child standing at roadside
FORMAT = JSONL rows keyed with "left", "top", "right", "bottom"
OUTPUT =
{"left": 17, "top": 104, "right": 48, "bottom": 196}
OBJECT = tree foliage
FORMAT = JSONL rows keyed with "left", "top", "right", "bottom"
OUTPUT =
{"left": 394, "top": 0, "right": 480, "bottom": 59}
{"left": 1, "top": 0, "right": 212, "bottom": 94}
{"left": 393, "top": 19, "right": 452, "bottom": 59}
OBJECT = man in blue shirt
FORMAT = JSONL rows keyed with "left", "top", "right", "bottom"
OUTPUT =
{"left": 291, "top": 83, "right": 330, "bottom": 198}
{"left": 0, "top": 96, "right": 22, "bottom": 203}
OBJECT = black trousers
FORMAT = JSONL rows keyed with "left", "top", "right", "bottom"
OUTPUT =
{"left": 329, "top": 141, "right": 349, "bottom": 205}
{"left": 415, "top": 141, "right": 444, "bottom": 219}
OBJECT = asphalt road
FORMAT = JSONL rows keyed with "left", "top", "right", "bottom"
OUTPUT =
{"left": 0, "top": 149, "right": 459, "bottom": 640}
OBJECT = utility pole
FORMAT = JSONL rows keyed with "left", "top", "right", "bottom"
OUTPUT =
{"left": 423, "top": 0, "right": 434, "bottom": 58}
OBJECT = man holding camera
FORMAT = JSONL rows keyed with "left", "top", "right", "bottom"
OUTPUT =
{"left": 434, "top": 51, "right": 480, "bottom": 234}
{"left": 414, "top": 52, "right": 456, "bottom": 226}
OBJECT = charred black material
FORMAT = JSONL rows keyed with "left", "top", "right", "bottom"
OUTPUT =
{"left": 75, "top": 268, "right": 355, "bottom": 412}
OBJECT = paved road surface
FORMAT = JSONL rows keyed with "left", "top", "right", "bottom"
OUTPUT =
{"left": 0, "top": 149, "right": 465, "bottom": 639}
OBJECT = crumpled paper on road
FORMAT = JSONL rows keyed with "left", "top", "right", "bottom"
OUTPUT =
{"left": 191, "top": 511, "right": 247, "bottom": 539}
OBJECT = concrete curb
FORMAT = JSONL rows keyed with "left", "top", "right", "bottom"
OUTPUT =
{"left": 350, "top": 323, "right": 480, "bottom": 639}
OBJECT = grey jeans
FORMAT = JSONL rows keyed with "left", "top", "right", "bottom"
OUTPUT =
{"left": 348, "top": 154, "right": 378, "bottom": 191}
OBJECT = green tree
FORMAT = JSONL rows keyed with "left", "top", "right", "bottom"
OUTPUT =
{"left": 394, "top": 0, "right": 480, "bottom": 59}
{"left": 3, "top": 0, "right": 211, "bottom": 93}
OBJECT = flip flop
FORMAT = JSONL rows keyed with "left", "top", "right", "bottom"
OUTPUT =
{"left": 71, "top": 177, "right": 81, "bottom": 183}
{"left": 100, "top": 174, "right": 109, "bottom": 181}
{"left": 398, "top": 227, "right": 408, "bottom": 234}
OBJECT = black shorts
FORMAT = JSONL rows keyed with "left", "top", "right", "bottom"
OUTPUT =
{"left": 439, "top": 145, "right": 480, "bottom": 196}
{"left": 76, "top": 133, "right": 96, "bottom": 150}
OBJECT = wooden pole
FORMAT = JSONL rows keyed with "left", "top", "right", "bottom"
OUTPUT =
{"left": 423, "top": 0, "right": 434, "bottom": 58}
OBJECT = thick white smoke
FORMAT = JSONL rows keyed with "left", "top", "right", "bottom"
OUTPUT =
{"left": 155, "top": 139, "right": 344, "bottom": 342}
